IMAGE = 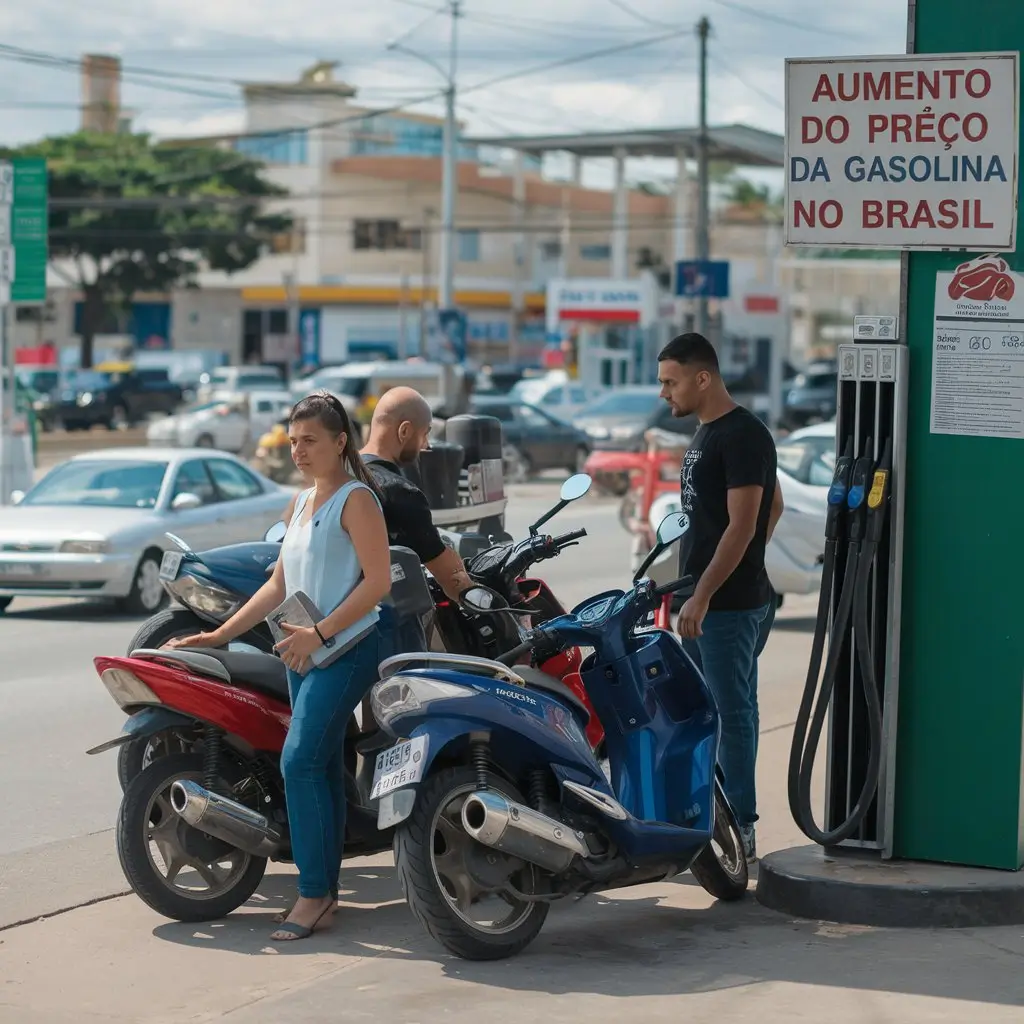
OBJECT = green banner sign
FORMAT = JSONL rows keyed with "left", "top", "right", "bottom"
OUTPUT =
{"left": 9, "top": 157, "right": 47, "bottom": 305}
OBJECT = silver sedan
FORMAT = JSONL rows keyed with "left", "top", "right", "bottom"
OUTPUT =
{"left": 0, "top": 447, "right": 293, "bottom": 615}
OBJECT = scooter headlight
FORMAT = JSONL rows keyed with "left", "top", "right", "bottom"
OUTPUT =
{"left": 371, "top": 675, "right": 477, "bottom": 730}
{"left": 165, "top": 575, "right": 244, "bottom": 619}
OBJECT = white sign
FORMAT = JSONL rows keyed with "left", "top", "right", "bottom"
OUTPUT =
{"left": 546, "top": 277, "right": 656, "bottom": 332}
{"left": 930, "top": 253, "right": 1024, "bottom": 439}
{"left": 0, "top": 161, "right": 11, "bottom": 206}
{"left": 785, "top": 52, "right": 1020, "bottom": 250}
{"left": 853, "top": 314, "right": 899, "bottom": 340}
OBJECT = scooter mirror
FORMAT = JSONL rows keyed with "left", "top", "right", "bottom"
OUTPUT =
{"left": 559, "top": 473, "right": 592, "bottom": 503}
{"left": 656, "top": 510, "right": 690, "bottom": 547}
{"left": 264, "top": 520, "right": 287, "bottom": 544}
{"left": 529, "top": 473, "right": 593, "bottom": 536}
{"left": 633, "top": 511, "right": 691, "bottom": 583}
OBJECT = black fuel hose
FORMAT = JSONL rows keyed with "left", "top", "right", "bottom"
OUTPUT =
{"left": 787, "top": 441, "right": 889, "bottom": 847}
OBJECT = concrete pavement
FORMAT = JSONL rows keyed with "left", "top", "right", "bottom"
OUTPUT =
{"left": 3, "top": 494, "right": 1022, "bottom": 1020}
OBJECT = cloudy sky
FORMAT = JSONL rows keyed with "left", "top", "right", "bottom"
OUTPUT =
{"left": 0, "top": 0, "right": 908, "bottom": 184}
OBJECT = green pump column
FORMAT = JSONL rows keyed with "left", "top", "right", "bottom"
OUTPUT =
{"left": 895, "top": 0, "right": 1024, "bottom": 869}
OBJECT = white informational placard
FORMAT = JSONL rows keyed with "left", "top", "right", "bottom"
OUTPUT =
{"left": 785, "top": 52, "right": 1020, "bottom": 250}
{"left": 930, "top": 254, "right": 1024, "bottom": 439}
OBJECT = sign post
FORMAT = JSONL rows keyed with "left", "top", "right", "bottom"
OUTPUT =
{"left": 785, "top": 52, "right": 1019, "bottom": 250}
{"left": 0, "top": 157, "right": 48, "bottom": 504}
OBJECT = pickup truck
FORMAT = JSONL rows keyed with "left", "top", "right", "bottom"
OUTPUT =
{"left": 37, "top": 366, "right": 184, "bottom": 431}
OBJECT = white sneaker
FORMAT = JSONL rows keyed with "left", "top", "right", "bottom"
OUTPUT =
{"left": 739, "top": 825, "right": 757, "bottom": 863}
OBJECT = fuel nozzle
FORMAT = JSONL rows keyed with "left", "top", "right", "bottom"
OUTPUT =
{"left": 825, "top": 438, "right": 854, "bottom": 541}
{"left": 846, "top": 438, "right": 876, "bottom": 542}
{"left": 864, "top": 437, "right": 893, "bottom": 543}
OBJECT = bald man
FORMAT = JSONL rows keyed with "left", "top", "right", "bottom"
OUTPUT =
{"left": 360, "top": 387, "right": 472, "bottom": 602}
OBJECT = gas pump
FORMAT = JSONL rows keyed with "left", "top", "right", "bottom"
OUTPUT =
{"left": 786, "top": 325, "right": 909, "bottom": 854}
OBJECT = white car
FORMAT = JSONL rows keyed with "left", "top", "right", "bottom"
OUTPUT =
{"left": 509, "top": 374, "right": 598, "bottom": 421}
{"left": 0, "top": 448, "right": 292, "bottom": 615}
{"left": 196, "top": 366, "right": 287, "bottom": 405}
{"left": 767, "top": 421, "right": 835, "bottom": 597}
{"left": 146, "top": 391, "right": 293, "bottom": 453}
{"left": 647, "top": 421, "right": 835, "bottom": 601}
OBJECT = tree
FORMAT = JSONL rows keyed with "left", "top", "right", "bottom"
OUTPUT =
{"left": 0, "top": 132, "right": 292, "bottom": 366}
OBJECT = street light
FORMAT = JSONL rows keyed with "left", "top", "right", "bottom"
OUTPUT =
{"left": 386, "top": 1, "right": 461, "bottom": 311}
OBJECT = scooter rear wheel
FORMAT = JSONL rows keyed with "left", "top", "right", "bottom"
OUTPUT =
{"left": 394, "top": 766, "right": 549, "bottom": 960}
{"left": 690, "top": 779, "right": 749, "bottom": 901}
{"left": 116, "top": 752, "right": 268, "bottom": 922}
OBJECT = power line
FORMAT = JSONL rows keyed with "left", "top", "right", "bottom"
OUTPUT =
{"left": 712, "top": 51, "right": 784, "bottom": 110}
{"left": 460, "top": 24, "right": 691, "bottom": 95}
{"left": 604, "top": 0, "right": 675, "bottom": 29}
{"left": 706, "top": 0, "right": 866, "bottom": 37}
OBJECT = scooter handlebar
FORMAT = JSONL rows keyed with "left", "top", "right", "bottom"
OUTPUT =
{"left": 497, "top": 639, "right": 535, "bottom": 666}
{"left": 654, "top": 574, "right": 695, "bottom": 598}
{"left": 550, "top": 528, "right": 587, "bottom": 548}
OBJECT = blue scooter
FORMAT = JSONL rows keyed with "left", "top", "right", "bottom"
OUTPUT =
{"left": 368, "top": 510, "right": 748, "bottom": 961}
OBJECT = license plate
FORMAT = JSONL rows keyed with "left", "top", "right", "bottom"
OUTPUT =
{"left": 159, "top": 551, "right": 183, "bottom": 581}
{"left": 370, "top": 736, "right": 428, "bottom": 800}
{"left": 0, "top": 561, "right": 44, "bottom": 577}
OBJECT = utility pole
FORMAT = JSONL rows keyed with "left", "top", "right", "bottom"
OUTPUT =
{"left": 695, "top": 15, "right": 711, "bottom": 338}
{"left": 438, "top": 0, "right": 461, "bottom": 312}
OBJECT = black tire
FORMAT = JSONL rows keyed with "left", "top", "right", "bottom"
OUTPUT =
{"left": 0, "top": 597, "right": 11, "bottom": 614}
{"left": 568, "top": 446, "right": 589, "bottom": 475}
{"left": 394, "top": 767, "right": 549, "bottom": 960}
{"left": 689, "top": 779, "right": 749, "bottom": 901}
{"left": 195, "top": 433, "right": 215, "bottom": 448}
{"left": 116, "top": 752, "right": 268, "bottom": 922}
{"left": 118, "top": 550, "right": 168, "bottom": 616}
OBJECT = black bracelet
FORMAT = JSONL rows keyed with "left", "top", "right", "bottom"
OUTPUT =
{"left": 312, "top": 623, "right": 327, "bottom": 645}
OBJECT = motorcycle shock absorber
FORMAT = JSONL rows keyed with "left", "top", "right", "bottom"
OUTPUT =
{"left": 470, "top": 734, "right": 491, "bottom": 789}
{"left": 529, "top": 769, "right": 547, "bottom": 812}
{"left": 202, "top": 726, "right": 223, "bottom": 793}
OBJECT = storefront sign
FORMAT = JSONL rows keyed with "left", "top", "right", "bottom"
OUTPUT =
{"left": 785, "top": 53, "right": 1019, "bottom": 250}
{"left": 546, "top": 277, "right": 656, "bottom": 333}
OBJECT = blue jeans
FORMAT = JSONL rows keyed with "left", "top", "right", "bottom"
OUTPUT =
{"left": 282, "top": 630, "right": 381, "bottom": 899}
{"left": 684, "top": 599, "right": 774, "bottom": 827}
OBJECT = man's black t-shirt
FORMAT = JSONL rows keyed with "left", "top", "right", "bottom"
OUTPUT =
{"left": 677, "top": 406, "right": 777, "bottom": 611}
{"left": 362, "top": 456, "right": 447, "bottom": 564}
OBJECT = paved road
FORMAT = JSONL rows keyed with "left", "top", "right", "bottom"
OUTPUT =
{"left": 0, "top": 483, "right": 629, "bottom": 859}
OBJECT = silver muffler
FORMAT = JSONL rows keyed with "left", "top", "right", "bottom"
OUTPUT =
{"left": 170, "top": 779, "right": 283, "bottom": 859}
{"left": 460, "top": 790, "right": 590, "bottom": 874}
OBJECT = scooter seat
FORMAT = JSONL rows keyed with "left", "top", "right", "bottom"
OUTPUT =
{"left": 515, "top": 666, "right": 591, "bottom": 727}
{"left": 164, "top": 647, "right": 291, "bottom": 704}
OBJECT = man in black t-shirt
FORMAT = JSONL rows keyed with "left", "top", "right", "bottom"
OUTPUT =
{"left": 360, "top": 387, "right": 472, "bottom": 603}
{"left": 657, "top": 333, "right": 783, "bottom": 862}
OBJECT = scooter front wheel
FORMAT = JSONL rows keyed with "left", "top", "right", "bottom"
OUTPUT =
{"left": 690, "top": 779, "right": 749, "bottom": 901}
{"left": 394, "top": 766, "right": 549, "bottom": 960}
{"left": 116, "top": 753, "right": 268, "bottom": 922}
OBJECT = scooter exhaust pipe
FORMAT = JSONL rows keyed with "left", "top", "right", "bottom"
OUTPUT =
{"left": 461, "top": 790, "right": 589, "bottom": 874}
{"left": 170, "top": 779, "right": 283, "bottom": 859}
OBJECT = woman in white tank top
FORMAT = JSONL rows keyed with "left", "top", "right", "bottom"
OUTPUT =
{"left": 170, "top": 391, "right": 391, "bottom": 941}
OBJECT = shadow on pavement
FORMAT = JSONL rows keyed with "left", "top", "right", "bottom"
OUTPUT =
{"left": 150, "top": 866, "right": 1024, "bottom": 1008}
{"left": 5, "top": 600, "right": 143, "bottom": 623}
{"left": 771, "top": 616, "right": 817, "bottom": 633}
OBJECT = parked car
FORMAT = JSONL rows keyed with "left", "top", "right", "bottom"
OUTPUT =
{"left": 574, "top": 386, "right": 698, "bottom": 452}
{"left": 469, "top": 396, "right": 591, "bottom": 481}
{"left": 0, "top": 448, "right": 291, "bottom": 615}
{"left": 766, "top": 420, "right": 835, "bottom": 598}
{"left": 782, "top": 361, "right": 838, "bottom": 429}
{"left": 196, "top": 365, "right": 286, "bottom": 404}
{"left": 36, "top": 365, "right": 184, "bottom": 431}
{"left": 145, "top": 390, "right": 293, "bottom": 453}
{"left": 509, "top": 373, "right": 598, "bottom": 421}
